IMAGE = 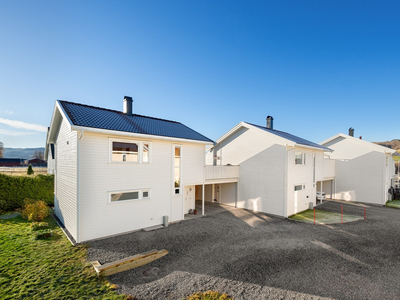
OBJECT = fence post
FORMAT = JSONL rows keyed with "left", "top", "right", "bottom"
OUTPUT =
{"left": 314, "top": 207, "right": 316, "bottom": 225}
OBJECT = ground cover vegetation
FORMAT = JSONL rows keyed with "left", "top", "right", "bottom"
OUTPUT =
{"left": 386, "top": 200, "right": 400, "bottom": 209}
{"left": 0, "top": 213, "right": 128, "bottom": 300}
{"left": 186, "top": 291, "right": 233, "bottom": 300}
{"left": 289, "top": 209, "right": 362, "bottom": 224}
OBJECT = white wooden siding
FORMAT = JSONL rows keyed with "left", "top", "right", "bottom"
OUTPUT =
{"left": 204, "top": 165, "right": 239, "bottom": 181}
{"left": 54, "top": 118, "right": 78, "bottom": 240}
{"left": 78, "top": 132, "right": 205, "bottom": 242}
{"left": 220, "top": 183, "right": 236, "bottom": 206}
{"left": 322, "top": 136, "right": 395, "bottom": 205}
{"left": 286, "top": 148, "right": 322, "bottom": 216}
{"left": 47, "top": 146, "right": 55, "bottom": 174}
{"left": 214, "top": 126, "right": 286, "bottom": 216}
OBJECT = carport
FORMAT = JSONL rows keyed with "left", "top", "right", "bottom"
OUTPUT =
{"left": 317, "top": 179, "right": 335, "bottom": 200}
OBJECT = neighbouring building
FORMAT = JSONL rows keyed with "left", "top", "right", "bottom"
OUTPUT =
{"left": 207, "top": 117, "right": 333, "bottom": 217}
{"left": 320, "top": 128, "right": 396, "bottom": 205}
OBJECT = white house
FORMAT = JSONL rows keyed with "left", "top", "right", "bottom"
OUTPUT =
{"left": 320, "top": 128, "right": 396, "bottom": 205}
{"left": 45, "top": 96, "right": 242, "bottom": 243}
{"left": 207, "top": 117, "right": 333, "bottom": 217}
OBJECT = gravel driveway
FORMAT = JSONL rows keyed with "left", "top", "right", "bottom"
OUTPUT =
{"left": 87, "top": 201, "right": 400, "bottom": 299}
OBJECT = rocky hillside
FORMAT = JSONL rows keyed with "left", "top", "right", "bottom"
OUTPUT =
{"left": 374, "top": 139, "right": 400, "bottom": 152}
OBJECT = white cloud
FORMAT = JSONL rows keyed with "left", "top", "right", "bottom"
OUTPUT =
{"left": 0, "top": 129, "right": 39, "bottom": 136}
{"left": 0, "top": 118, "right": 47, "bottom": 132}
{"left": 4, "top": 110, "right": 13, "bottom": 115}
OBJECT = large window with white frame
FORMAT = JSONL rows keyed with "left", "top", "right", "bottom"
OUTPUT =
{"left": 174, "top": 146, "right": 181, "bottom": 194}
{"left": 110, "top": 139, "right": 151, "bottom": 163}
{"left": 109, "top": 189, "right": 151, "bottom": 203}
{"left": 295, "top": 151, "right": 306, "bottom": 165}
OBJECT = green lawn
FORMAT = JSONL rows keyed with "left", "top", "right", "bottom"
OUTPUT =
{"left": 0, "top": 214, "right": 127, "bottom": 300}
{"left": 386, "top": 200, "right": 400, "bottom": 209}
{"left": 289, "top": 209, "right": 363, "bottom": 224}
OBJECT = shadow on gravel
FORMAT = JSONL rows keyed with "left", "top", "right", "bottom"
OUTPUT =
{"left": 87, "top": 201, "right": 400, "bottom": 300}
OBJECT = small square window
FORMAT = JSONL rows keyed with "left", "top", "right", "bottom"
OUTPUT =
{"left": 143, "top": 191, "right": 149, "bottom": 198}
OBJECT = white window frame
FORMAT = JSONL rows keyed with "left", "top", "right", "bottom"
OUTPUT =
{"left": 295, "top": 151, "right": 306, "bottom": 165}
{"left": 173, "top": 145, "right": 182, "bottom": 195}
{"left": 108, "top": 189, "right": 151, "bottom": 204}
{"left": 109, "top": 138, "right": 151, "bottom": 164}
{"left": 294, "top": 184, "right": 306, "bottom": 191}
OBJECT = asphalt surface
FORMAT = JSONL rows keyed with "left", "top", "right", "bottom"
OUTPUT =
{"left": 87, "top": 201, "right": 400, "bottom": 299}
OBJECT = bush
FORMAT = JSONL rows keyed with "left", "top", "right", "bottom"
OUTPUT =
{"left": 27, "top": 165, "right": 34, "bottom": 175}
{"left": 0, "top": 174, "right": 54, "bottom": 211}
{"left": 22, "top": 200, "right": 51, "bottom": 222}
{"left": 30, "top": 222, "right": 49, "bottom": 231}
{"left": 186, "top": 291, "right": 233, "bottom": 300}
{"left": 34, "top": 229, "right": 52, "bottom": 240}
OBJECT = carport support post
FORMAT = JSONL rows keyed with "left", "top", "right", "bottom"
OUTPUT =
{"left": 202, "top": 184, "right": 205, "bottom": 216}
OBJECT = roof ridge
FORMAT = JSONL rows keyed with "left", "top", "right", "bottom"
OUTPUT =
{"left": 58, "top": 100, "right": 181, "bottom": 124}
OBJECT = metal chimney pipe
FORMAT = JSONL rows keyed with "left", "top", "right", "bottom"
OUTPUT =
{"left": 266, "top": 116, "right": 274, "bottom": 129}
{"left": 123, "top": 96, "right": 133, "bottom": 116}
{"left": 349, "top": 127, "right": 354, "bottom": 137}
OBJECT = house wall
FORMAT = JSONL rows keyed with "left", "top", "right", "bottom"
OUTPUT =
{"left": 214, "top": 126, "right": 287, "bottom": 216}
{"left": 334, "top": 152, "right": 385, "bottom": 204}
{"left": 323, "top": 136, "right": 395, "bottom": 204}
{"left": 54, "top": 118, "right": 78, "bottom": 241}
{"left": 78, "top": 132, "right": 205, "bottom": 242}
{"left": 220, "top": 182, "right": 236, "bottom": 206}
{"left": 286, "top": 148, "right": 322, "bottom": 216}
{"left": 47, "top": 145, "right": 55, "bottom": 174}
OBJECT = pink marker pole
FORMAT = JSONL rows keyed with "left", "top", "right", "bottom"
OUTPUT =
{"left": 364, "top": 207, "right": 366, "bottom": 219}
{"left": 341, "top": 205, "right": 343, "bottom": 224}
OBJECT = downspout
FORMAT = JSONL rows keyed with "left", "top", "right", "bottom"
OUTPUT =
{"left": 76, "top": 130, "right": 84, "bottom": 243}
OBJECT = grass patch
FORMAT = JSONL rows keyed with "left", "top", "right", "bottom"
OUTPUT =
{"left": 386, "top": 200, "right": 400, "bottom": 209}
{"left": 289, "top": 209, "right": 363, "bottom": 224}
{"left": 0, "top": 214, "right": 127, "bottom": 299}
{"left": 186, "top": 290, "right": 233, "bottom": 300}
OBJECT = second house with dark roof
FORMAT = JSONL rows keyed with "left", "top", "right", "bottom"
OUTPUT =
{"left": 206, "top": 116, "right": 334, "bottom": 218}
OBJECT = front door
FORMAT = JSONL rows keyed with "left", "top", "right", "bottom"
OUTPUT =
{"left": 184, "top": 186, "right": 195, "bottom": 214}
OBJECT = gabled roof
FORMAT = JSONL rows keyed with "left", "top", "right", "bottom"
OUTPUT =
{"left": 320, "top": 133, "right": 396, "bottom": 154}
{"left": 246, "top": 122, "right": 331, "bottom": 151}
{"left": 57, "top": 101, "right": 213, "bottom": 144}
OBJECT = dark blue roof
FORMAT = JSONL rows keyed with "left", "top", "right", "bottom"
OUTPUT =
{"left": 59, "top": 101, "right": 213, "bottom": 143}
{"left": 246, "top": 122, "right": 331, "bottom": 151}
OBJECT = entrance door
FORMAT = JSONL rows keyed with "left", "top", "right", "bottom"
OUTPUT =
{"left": 184, "top": 186, "right": 195, "bottom": 214}
{"left": 294, "top": 184, "right": 306, "bottom": 213}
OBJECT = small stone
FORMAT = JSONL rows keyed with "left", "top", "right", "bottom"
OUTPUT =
{"left": 143, "top": 267, "right": 159, "bottom": 277}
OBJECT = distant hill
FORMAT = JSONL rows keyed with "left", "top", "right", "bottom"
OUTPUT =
{"left": 3, "top": 147, "right": 45, "bottom": 159}
{"left": 373, "top": 139, "right": 400, "bottom": 153}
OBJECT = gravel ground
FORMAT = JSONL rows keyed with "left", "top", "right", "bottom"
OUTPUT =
{"left": 87, "top": 201, "right": 400, "bottom": 299}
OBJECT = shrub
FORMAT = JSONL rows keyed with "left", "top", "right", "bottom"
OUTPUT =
{"left": 30, "top": 222, "right": 49, "bottom": 231}
{"left": 27, "top": 165, "right": 34, "bottom": 175}
{"left": 34, "top": 229, "right": 52, "bottom": 240}
{"left": 22, "top": 200, "right": 51, "bottom": 222}
{"left": 186, "top": 291, "right": 233, "bottom": 300}
{"left": 0, "top": 174, "right": 54, "bottom": 211}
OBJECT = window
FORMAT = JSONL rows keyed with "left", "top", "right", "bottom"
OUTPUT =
{"left": 294, "top": 185, "right": 303, "bottom": 191}
{"left": 110, "top": 139, "right": 151, "bottom": 163}
{"left": 295, "top": 151, "right": 306, "bottom": 165}
{"left": 111, "top": 191, "right": 139, "bottom": 202}
{"left": 143, "top": 143, "right": 149, "bottom": 163}
{"left": 109, "top": 189, "right": 151, "bottom": 203}
{"left": 112, "top": 142, "right": 138, "bottom": 162}
{"left": 174, "top": 146, "right": 181, "bottom": 194}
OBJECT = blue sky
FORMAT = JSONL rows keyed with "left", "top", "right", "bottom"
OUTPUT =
{"left": 0, "top": 0, "right": 399, "bottom": 148}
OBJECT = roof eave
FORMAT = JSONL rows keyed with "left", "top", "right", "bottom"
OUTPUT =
{"left": 295, "top": 143, "right": 333, "bottom": 152}
{"left": 70, "top": 125, "right": 214, "bottom": 145}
